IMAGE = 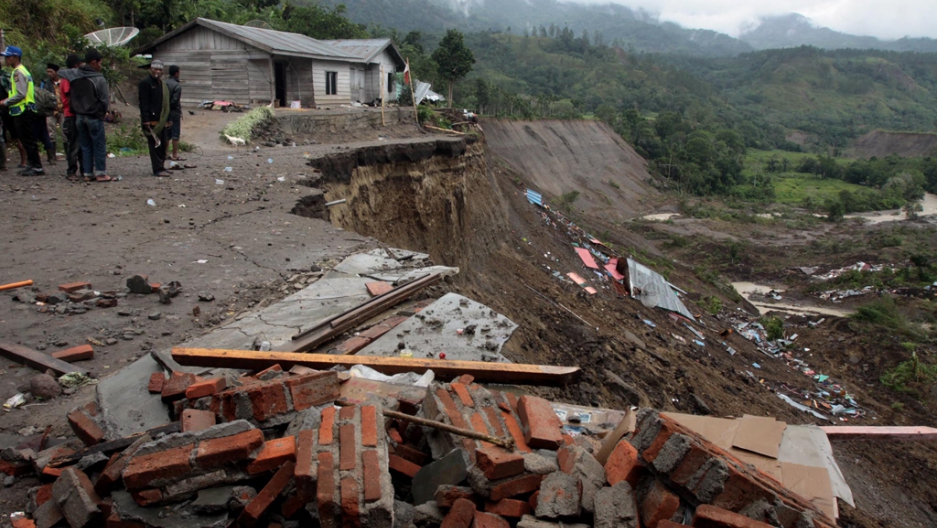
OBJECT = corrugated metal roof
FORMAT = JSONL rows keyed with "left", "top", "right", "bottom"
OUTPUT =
{"left": 627, "top": 258, "right": 696, "bottom": 321}
{"left": 196, "top": 18, "right": 362, "bottom": 61}
{"left": 320, "top": 39, "right": 390, "bottom": 62}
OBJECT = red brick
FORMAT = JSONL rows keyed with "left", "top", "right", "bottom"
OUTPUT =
{"left": 490, "top": 473, "right": 544, "bottom": 502}
{"left": 285, "top": 372, "right": 339, "bottom": 410}
{"left": 470, "top": 412, "right": 494, "bottom": 447}
{"left": 237, "top": 460, "right": 295, "bottom": 528}
{"left": 96, "top": 298, "right": 118, "bottom": 308}
{"left": 359, "top": 324, "right": 392, "bottom": 340}
{"left": 711, "top": 467, "right": 777, "bottom": 513}
{"left": 435, "top": 389, "right": 469, "bottom": 429}
{"left": 185, "top": 377, "right": 226, "bottom": 399}
{"left": 281, "top": 489, "right": 313, "bottom": 519}
{"left": 320, "top": 406, "right": 336, "bottom": 444}
{"left": 692, "top": 505, "right": 773, "bottom": 528}
{"left": 442, "top": 498, "right": 477, "bottom": 528}
{"left": 252, "top": 364, "right": 283, "bottom": 379}
{"left": 435, "top": 486, "right": 477, "bottom": 508}
{"left": 10, "top": 514, "right": 36, "bottom": 528}
{"left": 335, "top": 336, "right": 371, "bottom": 355}
{"left": 639, "top": 479, "right": 681, "bottom": 528}
{"left": 195, "top": 429, "right": 264, "bottom": 469}
{"left": 485, "top": 498, "right": 532, "bottom": 518}
{"left": 366, "top": 281, "right": 393, "bottom": 296}
{"left": 474, "top": 511, "right": 510, "bottom": 528}
{"left": 339, "top": 405, "right": 356, "bottom": 421}
{"left": 122, "top": 444, "right": 195, "bottom": 490}
{"left": 150, "top": 283, "right": 162, "bottom": 292}
{"left": 504, "top": 392, "right": 519, "bottom": 412}
{"left": 482, "top": 407, "right": 505, "bottom": 437}
{"left": 181, "top": 409, "right": 216, "bottom": 433}
{"left": 36, "top": 483, "right": 54, "bottom": 506}
{"left": 500, "top": 411, "right": 531, "bottom": 453}
{"left": 476, "top": 447, "right": 525, "bottom": 480}
{"left": 132, "top": 489, "right": 162, "bottom": 506}
{"left": 52, "top": 344, "right": 93, "bottom": 362}
{"left": 388, "top": 454, "right": 421, "bottom": 477}
{"left": 106, "top": 511, "right": 145, "bottom": 528}
{"left": 450, "top": 383, "right": 474, "bottom": 407}
{"left": 341, "top": 477, "right": 361, "bottom": 528}
{"left": 393, "top": 443, "right": 430, "bottom": 465}
{"left": 161, "top": 372, "right": 197, "bottom": 402}
{"left": 456, "top": 374, "right": 475, "bottom": 384}
{"left": 0, "top": 459, "right": 31, "bottom": 477}
{"left": 67, "top": 408, "right": 106, "bottom": 446}
{"left": 516, "top": 396, "right": 562, "bottom": 450}
{"left": 59, "top": 282, "right": 92, "bottom": 293}
{"left": 362, "top": 450, "right": 382, "bottom": 503}
{"left": 340, "top": 424, "right": 357, "bottom": 471}
{"left": 529, "top": 491, "right": 539, "bottom": 510}
{"left": 605, "top": 440, "right": 644, "bottom": 487}
{"left": 388, "top": 427, "right": 404, "bottom": 444}
{"left": 295, "top": 429, "right": 316, "bottom": 494}
{"left": 248, "top": 436, "right": 297, "bottom": 474}
{"left": 248, "top": 382, "right": 290, "bottom": 421}
{"left": 148, "top": 372, "right": 166, "bottom": 394}
{"left": 361, "top": 406, "right": 378, "bottom": 447}
{"left": 41, "top": 465, "right": 64, "bottom": 479}
{"left": 670, "top": 443, "right": 716, "bottom": 486}
{"left": 316, "top": 452, "right": 336, "bottom": 528}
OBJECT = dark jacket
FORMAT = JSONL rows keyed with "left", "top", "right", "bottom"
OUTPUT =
{"left": 63, "top": 66, "right": 109, "bottom": 119}
{"left": 166, "top": 77, "right": 182, "bottom": 120}
{"left": 138, "top": 75, "right": 166, "bottom": 125}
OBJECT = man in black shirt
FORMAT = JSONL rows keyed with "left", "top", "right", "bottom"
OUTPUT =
{"left": 138, "top": 60, "right": 172, "bottom": 177}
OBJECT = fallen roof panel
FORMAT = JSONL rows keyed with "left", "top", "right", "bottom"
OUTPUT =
{"left": 627, "top": 258, "right": 695, "bottom": 321}
{"left": 575, "top": 247, "right": 600, "bottom": 269}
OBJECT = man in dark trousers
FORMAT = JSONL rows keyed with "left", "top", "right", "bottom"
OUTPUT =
{"left": 0, "top": 46, "right": 43, "bottom": 176}
{"left": 63, "top": 49, "right": 110, "bottom": 181}
{"left": 61, "top": 55, "right": 83, "bottom": 179}
{"left": 166, "top": 65, "right": 183, "bottom": 161}
{"left": 138, "top": 60, "right": 172, "bottom": 177}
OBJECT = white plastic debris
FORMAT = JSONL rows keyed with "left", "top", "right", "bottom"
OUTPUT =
{"left": 216, "top": 179, "right": 225, "bottom": 185}
{"left": 223, "top": 167, "right": 233, "bottom": 172}
{"left": 267, "top": 158, "right": 273, "bottom": 164}
{"left": 3, "top": 393, "right": 26, "bottom": 410}
{"left": 349, "top": 364, "right": 434, "bottom": 387}
{"left": 146, "top": 199, "right": 156, "bottom": 206}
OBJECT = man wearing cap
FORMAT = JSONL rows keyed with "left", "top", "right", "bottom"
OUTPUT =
{"left": 63, "top": 49, "right": 111, "bottom": 181}
{"left": 138, "top": 60, "right": 172, "bottom": 177}
{"left": 0, "top": 45, "right": 44, "bottom": 176}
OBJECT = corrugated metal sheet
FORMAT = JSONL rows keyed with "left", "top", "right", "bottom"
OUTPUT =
{"left": 627, "top": 258, "right": 695, "bottom": 321}
{"left": 197, "top": 19, "right": 361, "bottom": 61}
{"left": 575, "top": 247, "right": 600, "bottom": 270}
{"left": 320, "top": 39, "right": 390, "bottom": 62}
{"left": 526, "top": 189, "right": 543, "bottom": 206}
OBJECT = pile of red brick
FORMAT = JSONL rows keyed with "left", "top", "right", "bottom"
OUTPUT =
{"left": 4, "top": 365, "right": 837, "bottom": 528}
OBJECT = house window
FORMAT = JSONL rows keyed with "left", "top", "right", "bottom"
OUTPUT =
{"left": 325, "top": 71, "right": 338, "bottom": 95}
{"left": 387, "top": 72, "right": 395, "bottom": 93}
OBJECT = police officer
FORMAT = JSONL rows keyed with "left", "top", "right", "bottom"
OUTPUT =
{"left": 0, "top": 46, "right": 43, "bottom": 176}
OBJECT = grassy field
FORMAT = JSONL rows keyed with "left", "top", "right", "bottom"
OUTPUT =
{"left": 739, "top": 149, "right": 882, "bottom": 205}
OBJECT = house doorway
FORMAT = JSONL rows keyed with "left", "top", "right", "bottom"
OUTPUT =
{"left": 274, "top": 62, "right": 287, "bottom": 107}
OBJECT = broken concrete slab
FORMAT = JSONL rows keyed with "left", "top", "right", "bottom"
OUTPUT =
{"left": 357, "top": 293, "right": 517, "bottom": 362}
{"left": 113, "top": 490, "right": 228, "bottom": 528}
{"left": 412, "top": 449, "right": 472, "bottom": 505}
{"left": 334, "top": 248, "right": 430, "bottom": 276}
{"left": 95, "top": 353, "right": 173, "bottom": 438}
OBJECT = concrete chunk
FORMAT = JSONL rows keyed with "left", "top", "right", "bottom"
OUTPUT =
{"left": 52, "top": 467, "right": 101, "bottom": 528}
{"left": 594, "top": 481, "right": 638, "bottom": 528}
{"left": 412, "top": 449, "right": 470, "bottom": 505}
{"left": 534, "top": 472, "right": 580, "bottom": 519}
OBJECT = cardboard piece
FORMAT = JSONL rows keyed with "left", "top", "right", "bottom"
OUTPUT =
{"left": 780, "top": 462, "right": 837, "bottom": 519}
{"left": 732, "top": 415, "right": 787, "bottom": 458}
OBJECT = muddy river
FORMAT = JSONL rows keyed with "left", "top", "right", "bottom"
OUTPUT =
{"left": 732, "top": 281, "right": 852, "bottom": 318}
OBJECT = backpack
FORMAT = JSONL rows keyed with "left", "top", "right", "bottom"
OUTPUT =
{"left": 32, "top": 87, "right": 57, "bottom": 117}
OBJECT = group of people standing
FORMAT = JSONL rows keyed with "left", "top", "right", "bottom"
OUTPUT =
{"left": 0, "top": 45, "right": 184, "bottom": 180}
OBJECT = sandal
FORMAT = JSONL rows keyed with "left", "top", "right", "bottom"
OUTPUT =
{"left": 67, "top": 175, "right": 80, "bottom": 182}
{"left": 170, "top": 156, "right": 187, "bottom": 161}
{"left": 95, "top": 175, "right": 116, "bottom": 182}
{"left": 153, "top": 171, "right": 171, "bottom": 177}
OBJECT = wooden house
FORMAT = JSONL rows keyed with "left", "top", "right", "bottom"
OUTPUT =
{"left": 132, "top": 18, "right": 406, "bottom": 108}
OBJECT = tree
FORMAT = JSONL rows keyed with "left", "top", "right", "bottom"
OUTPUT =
{"left": 431, "top": 29, "right": 475, "bottom": 107}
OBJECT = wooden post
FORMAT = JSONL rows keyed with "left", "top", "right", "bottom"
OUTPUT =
{"left": 380, "top": 64, "right": 386, "bottom": 126}
{"left": 268, "top": 56, "right": 276, "bottom": 107}
{"left": 407, "top": 58, "right": 419, "bottom": 126}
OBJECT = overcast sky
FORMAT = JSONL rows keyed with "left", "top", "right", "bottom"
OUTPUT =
{"left": 577, "top": 0, "right": 937, "bottom": 40}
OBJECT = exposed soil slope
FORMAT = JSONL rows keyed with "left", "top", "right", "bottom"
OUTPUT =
{"left": 850, "top": 130, "right": 937, "bottom": 158}
{"left": 482, "top": 119, "right": 659, "bottom": 219}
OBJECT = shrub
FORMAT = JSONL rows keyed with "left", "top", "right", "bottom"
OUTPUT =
{"left": 760, "top": 316, "right": 784, "bottom": 341}
{"left": 220, "top": 106, "right": 274, "bottom": 144}
{"left": 880, "top": 352, "right": 937, "bottom": 395}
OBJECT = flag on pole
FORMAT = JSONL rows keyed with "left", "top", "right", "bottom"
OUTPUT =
{"left": 403, "top": 59, "right": 411, "bottom": 86}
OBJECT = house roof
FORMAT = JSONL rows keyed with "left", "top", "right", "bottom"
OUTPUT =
{"left": 320, "top": 39, "right": 407, "bottom": 69}
{"left": 132, "top": 18, "right": 363, "bottom": 62}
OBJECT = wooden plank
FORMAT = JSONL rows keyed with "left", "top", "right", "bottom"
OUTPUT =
{"left": 172, "top": 348, "right": 582, "bottom": 387}
{"left": 821, "top": 426, "right": 937, "bottom": 441}
{"left": 283, "top": 273, "right": 441, "bottom": 352}
{"left": 0, "top": 340, "right": 89, "bottom": 376}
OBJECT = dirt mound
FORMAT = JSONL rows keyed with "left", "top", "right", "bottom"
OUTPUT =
{"left": 482, "top": 119, "right": 659, "bottom": 219}
{"left": 849, "top": 130, "right": 937, "bottom": 158}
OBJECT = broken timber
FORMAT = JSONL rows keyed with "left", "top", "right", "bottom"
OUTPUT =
{"left": 172, "top": 348, "right": 582, "bottom": 387}
{"left": 281, "top": 272, "right": 441, "bottom": 353}
{"left": 0, "top": 340, "right": 89, "bottom": 376}
{"left": 49, "top": 422, "right": 182, "bottom": 468}
{"left": 821, "top": 426, "right": 937, "bottom": 441}
{"left": 382, "top": 408, "right": 514, "bottom": 448}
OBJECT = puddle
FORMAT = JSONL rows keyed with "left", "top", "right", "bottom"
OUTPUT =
{"left": 641, "top": 213, "right": 680, "bottom": 221}
{"left": 732, "top": 281, "right": 852, "bottom": 318}
{"left": 846, "top": 192, "right": 937, "bottom": 224}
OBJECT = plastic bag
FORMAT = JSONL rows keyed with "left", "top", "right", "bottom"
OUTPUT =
{"left": 348, "top": 364, "right": 434, "bottom": 387}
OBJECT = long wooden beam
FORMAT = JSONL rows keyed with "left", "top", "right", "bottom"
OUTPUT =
{"left": 282, "top": 273, "right": 441, "bottom": 353}
{"left": 172, "top": 347, "right": 582, "bottom": 387}
{"left": 0, "top": 340, "right": 89, "bottom": 376}
{"left": 821, "top": 426, "right": 937, "bottom": 441}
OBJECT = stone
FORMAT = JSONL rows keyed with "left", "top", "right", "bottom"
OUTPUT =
{"left": 113, "top": 490, "right": 228, "bottom": 528}
{"left": 517, "top": 515, "right": 590, "bottom": 528}
{"left": 414, "top": 501, "right": 445, "bottom": 527}
{"left": 522, "top": 452, "right": 559, "bottom": 475}
{"left": 604, "top": 371, "right": 646, "bottom": 407}
{"left": 148, "top": 312, "right": 162, "bottom": 321}
{"left": 30, "top": 374, "right": 62, "bottom": 400}
{"left": 394, "top": 499, "right": 416, "bottom": 528}
{"left": 594, "top": 481, "right": 638, "bottom": 528}
{"left": 199, "top": 293, "right": 215, "bottom": 302}
{"left": 691, "top": 394, "right": 711, "bottom": 415}
{"left": 126, "top": 275, "right": 152, "bottom": 295}
{"left": 412, "top": 449, "right": 471, "bottom": 505}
